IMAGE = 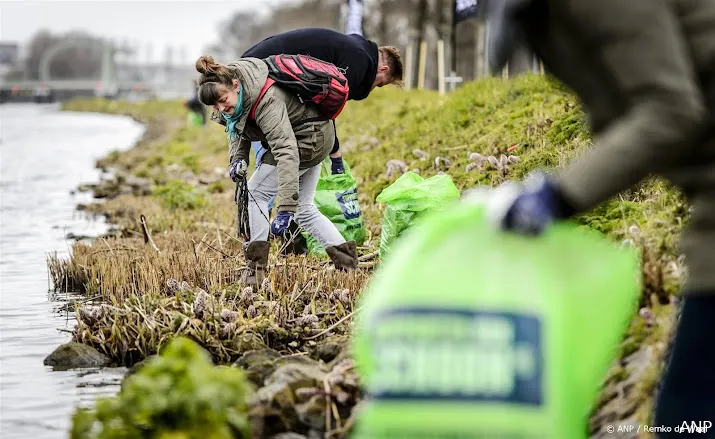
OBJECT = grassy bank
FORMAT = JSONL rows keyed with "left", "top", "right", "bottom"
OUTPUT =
{"left": 54, "top": 74, "right": 685, "bottom": 437}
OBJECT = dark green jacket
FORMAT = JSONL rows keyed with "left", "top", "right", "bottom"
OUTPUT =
{"left": 517, "top": 0, "right": 715, "bottom": 292}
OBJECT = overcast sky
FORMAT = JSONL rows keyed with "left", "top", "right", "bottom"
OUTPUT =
{"left": 0, "top": 0, "right": 294, "bottom": 64}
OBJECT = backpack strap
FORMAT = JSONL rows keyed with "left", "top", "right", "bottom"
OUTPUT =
{"left": 249, "top": 74, "right": 327, "bottom": 127}
{"left": 249, "top": 78, "right": 276, "bottom": 120}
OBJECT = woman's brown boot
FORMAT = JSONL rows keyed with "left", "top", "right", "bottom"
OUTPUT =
{"left": 242, "top": 240, "right": 270, "bottom": 285}
{"left": 326, "top": 241, "right": 358, "bottom": 271}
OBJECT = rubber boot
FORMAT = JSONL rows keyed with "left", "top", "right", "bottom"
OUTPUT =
{"left": 242, "top": 240, "right": 270, "bottom": 286}
{"left": 326, "top": 241, "right": 358, "bottom": 271}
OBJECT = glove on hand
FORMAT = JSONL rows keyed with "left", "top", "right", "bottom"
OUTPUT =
{"left": 270, "top": 211, "right": 295, "bottom": 237}
{"left": 330, "top": 156, "right": 345, "bottom": 175}
{"left": 229, "top": 159, "right": 247, "bottom": 182}
{"left": 501, "top": 173, "right": 576, "bottom": 236}
{"left": 463, "top": 173, "right": 576, "bottom": 236}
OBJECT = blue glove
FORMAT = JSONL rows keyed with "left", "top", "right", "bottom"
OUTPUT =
{"left": 330, "top": 156, "right": 345, "bottom": 174}
{"left": 501, "top": 173, "right": 576, "bottom": 236}
{"left": 270, "top": 211, "right": 294, "bottom": 237}
{"left": 229, "top": 159, "right": 247, "bottom": 182}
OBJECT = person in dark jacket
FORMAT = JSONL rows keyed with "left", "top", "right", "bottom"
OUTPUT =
{"left": 240, "top": 27, "right": 403, "bottom": 174}
{"left": 184, "top": 80, "right": 206, "bottom": 125}
{"left": 478, "top": 0, "right": 715, "bottom": 435}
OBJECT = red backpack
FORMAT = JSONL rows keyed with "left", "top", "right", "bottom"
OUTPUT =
{"left": 249, "top": 54, "right": 350, "bottom": 121}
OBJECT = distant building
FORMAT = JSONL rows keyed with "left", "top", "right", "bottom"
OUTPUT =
{"left": 0, "top": 42, "right": 21, "bottom": 79}
{"left": 0, "top": 42, "right": 19, "bottom": 66}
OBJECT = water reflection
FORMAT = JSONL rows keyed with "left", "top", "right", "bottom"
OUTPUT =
{"left": 0, "top": 103, "right": 144, "bottom": 438}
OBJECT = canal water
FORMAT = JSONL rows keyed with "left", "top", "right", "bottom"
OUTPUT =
{"left": 0, "top": 103, "right": 144, "bottom": 438}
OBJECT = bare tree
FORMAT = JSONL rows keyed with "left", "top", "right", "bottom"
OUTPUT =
{"left": 204, "top": 0, "right": 533, "bottom": 90}
{"left": 377, "top": 0, "right": 392, "bottom": 44}
{"left": 208, "top": 0, "right": 343, "bottom": 60}
{"left": 209, "top": 11, "right": 264, "bottom": 61}
{"left": 23, "top": 30, "right": 103, "bottom": 80}
{"left": 414, "top": 0, "right": 429, "bottom": 86}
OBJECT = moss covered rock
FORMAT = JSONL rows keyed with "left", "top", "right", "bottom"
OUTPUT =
{"left": 234, "top": 348, "right": 282, "bottom": 386}
{"left": 309, "top": 334, "right": 349, "bottom": 364}
{"left": 44, "top": 342, "right": 110, "bottom": 369}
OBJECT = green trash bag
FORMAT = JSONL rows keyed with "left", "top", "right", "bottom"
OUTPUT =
{"left": 302, "top": 157, "right": 367, "bottom": 257}
{"left": 351, "top": 200, "right": 640, "bottom": 439}
{"left": 186, "top": 111, "right": 203, "bottom": 127}
{"left": 376, "top": 172, "right": 460, "bottom": 258}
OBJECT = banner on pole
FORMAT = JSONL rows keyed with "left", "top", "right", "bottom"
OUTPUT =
{"left": 453, "top": 0, "right": 480, "bottom": 24}
{"left": 345, "top": 0, "right": 365, "bottom": 36}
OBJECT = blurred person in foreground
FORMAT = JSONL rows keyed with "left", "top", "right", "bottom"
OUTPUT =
{"left": 478, "top": 0, "right": 715, "bottom": 434}
{"left": 195, "top": 55, "right": 359, "bottom": 284}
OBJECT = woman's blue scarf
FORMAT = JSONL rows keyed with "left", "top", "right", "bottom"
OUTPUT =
{"left": 221, "top": 83, "right": 244, "bottom": 142}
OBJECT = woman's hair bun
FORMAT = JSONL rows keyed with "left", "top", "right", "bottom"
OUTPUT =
{"left": 195, "top": 55, "right": 217, "bottom": 74}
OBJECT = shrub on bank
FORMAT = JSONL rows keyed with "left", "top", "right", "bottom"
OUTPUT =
{"left": 70, "top": 337, "right": 252, "bottom": 439}
{"left": 153, "top": 180, "right": 210, "bottom": 211}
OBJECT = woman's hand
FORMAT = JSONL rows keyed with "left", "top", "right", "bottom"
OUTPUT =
{"left": 229, "top": 160, "right": 247, "bottom": 182}
{"left": 330, "top": 156, "right": 345, "bottom": 174}
{"left": 270, "top": 211, "right": 295, "bottom": 237}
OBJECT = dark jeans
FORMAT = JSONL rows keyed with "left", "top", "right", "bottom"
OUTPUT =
{"left": 653, "top": 294, "right": 715, "bottom": 437}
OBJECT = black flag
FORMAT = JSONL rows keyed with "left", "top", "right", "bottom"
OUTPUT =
{"left": 453, "top": 0, "right": 480, "bottom": 24}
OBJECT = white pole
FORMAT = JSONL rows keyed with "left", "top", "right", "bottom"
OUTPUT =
{"left": 437, "top": 39, "right": 445, "bottom": 95}
{"left": 404, "top": 43, "right": 414, "bottom": 90}
{"left": 417, "top": 40, "right": 427, "bottom": 90}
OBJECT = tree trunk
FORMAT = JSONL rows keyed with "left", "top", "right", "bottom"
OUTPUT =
{"left": 437, "top": 0, "right": 450, "bottom": 40}
{"left": 378, "top": 0, "right": 390, "bottom": 44}
{"left": 506, "top": 36, "right": 535, "bottom": 77}
{"left": 415, "top": 0, "right": 429, "bottom": 86}
{"left": 434, "top": 0, "right": 451, "bottom": 89}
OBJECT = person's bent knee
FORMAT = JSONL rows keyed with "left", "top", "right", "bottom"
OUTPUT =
{"left": 247, "top": 184, "right": 273, "bottom": 202}
{"left": 247, "top": 172, "right": 276, "bottom": 200}
{"left": 295, "top": 204, "right": 320, "bottom": 224}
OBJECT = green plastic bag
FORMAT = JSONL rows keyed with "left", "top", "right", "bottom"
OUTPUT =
{"left": 376, "top": 172, "right": 460, "bottom": 258}
{"left": 352, "top": 201, "right": 640, "bottom": 439}
{"left": 186, "top": 111, "right": 203, "bottom": 127}
{"left": 303, "top": 157, "right": 367, "bottom": 257}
